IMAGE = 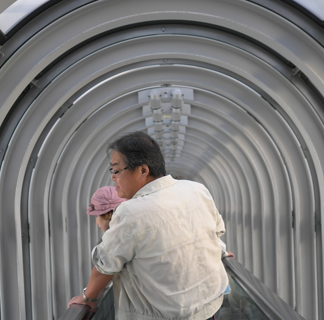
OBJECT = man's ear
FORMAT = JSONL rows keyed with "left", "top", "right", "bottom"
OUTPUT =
{"left": 140, "top": 164, "right": 150, "bottom": 177}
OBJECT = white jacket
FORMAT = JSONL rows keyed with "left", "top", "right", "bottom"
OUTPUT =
{"left": 92, "top": 175, "right": 228, "bottom": 320}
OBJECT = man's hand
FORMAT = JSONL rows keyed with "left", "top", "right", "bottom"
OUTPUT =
{"left": 68, "top": 295, "right": 97, "bottom": 311}
{"left": 67, "top": 267, "right": 113, "bottom": 311}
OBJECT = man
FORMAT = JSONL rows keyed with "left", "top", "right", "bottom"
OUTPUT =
{"left": 69, "top": 131, "right": 228, "bottom": 320}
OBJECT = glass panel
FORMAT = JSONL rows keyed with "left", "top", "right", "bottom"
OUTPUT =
{"left": 0, "top": 0, "right": 51, "bottom": 34}
{"left": 292, "top": 0, "right": 324, "bottom": 20}
{"left": 91, "top": 273, "right": 270, "bottom": 320}
{"left": 92, "top": 286, "right": 115, "bottom": 320}
{"left": 217, "top": 273, "right": 270, "bottom": 320}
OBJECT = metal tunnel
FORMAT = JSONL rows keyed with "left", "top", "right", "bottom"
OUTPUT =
{"left": 0, "top": 1, "right": 323, "bottom": 319}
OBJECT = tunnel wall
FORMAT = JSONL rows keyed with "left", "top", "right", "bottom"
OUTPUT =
{"left": 0, "top": 1, "right": 323, "bottom": 319}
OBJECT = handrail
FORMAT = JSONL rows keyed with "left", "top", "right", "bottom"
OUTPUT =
{"left": 59, "top": 256, "right": 306, "bottom": 320}
{"left": 222, "top": 255, "right": 306, "bottom": 320}
{"left": 58, "top": 281, "right": 113, "bottom": 320}
{"left": 58, "top": 304, "right": 92, "bottom": 320}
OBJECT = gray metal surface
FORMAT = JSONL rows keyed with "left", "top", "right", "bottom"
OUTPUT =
{"left": 0, "top": 1, "right": 323, "bottom": 320}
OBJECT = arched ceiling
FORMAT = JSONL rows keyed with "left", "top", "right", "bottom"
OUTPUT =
{"left": 0, "top": 1, "right": 323, "bottom": 320}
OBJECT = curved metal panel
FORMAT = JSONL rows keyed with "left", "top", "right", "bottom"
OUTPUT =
{"left": 0, "top": 2, "right": 323, "bottom": 320}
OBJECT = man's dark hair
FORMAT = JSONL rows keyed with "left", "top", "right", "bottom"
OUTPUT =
{"left": 108, "top": 131, "right": 166, "bottom": 178}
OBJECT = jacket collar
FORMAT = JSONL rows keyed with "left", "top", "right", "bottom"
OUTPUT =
{"left": 132, "top": 175, "right": 176, "bottom": 198}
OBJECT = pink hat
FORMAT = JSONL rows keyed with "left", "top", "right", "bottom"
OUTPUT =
{"left": 86, "top": 186, "right": 125, "bottom": 216}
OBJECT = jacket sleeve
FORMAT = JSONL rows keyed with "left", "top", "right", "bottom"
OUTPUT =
{"left": 92, "top": 208, "right": 136, "bottom": 275}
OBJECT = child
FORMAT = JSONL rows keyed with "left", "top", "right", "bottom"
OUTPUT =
{"left": 86, "top": 186, "right": 125, "bottom": 232}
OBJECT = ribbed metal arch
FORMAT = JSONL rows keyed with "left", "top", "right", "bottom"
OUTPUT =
{"left": 1, "top": 0, "right": 323, "bottom": 46}
{"left": 0, "top": 1, "right": 323, "bottom": 320}
{"left": 23, "top": 59, "right": 314, "bottom": 317}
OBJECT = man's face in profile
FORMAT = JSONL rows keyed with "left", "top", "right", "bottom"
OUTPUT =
{"left": 110, "top": 150, "right": 145, "bottom": 199}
